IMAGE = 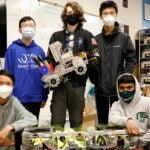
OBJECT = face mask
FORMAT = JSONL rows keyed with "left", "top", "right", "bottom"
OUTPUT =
{"left": 66, "top": 14, "right": 79, "bottom": 26}
{"left": 102, "top": 15, "right": 116, "bottom": 27}
{"left": 22, "top": 27, "right": 35, "bottom": 39}
{"left": 119, "top": 90, "right": 135, "bottom": 103}
{"left": 0, "top": 85, "right": 13, "bottom": 99}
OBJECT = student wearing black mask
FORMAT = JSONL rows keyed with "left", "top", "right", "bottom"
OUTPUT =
{"left": 46, "top": 1, "right": 99, "bottom": 130}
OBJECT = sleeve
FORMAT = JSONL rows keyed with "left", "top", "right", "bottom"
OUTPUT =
{"left": 40, "top": 49, "right": 49, "bottom": 101}
{"left": 108, "top": 101, "right": 129, "bottom": 126}
{"left": 84, "top": 30, "right": 100, "bottom": 59}
{"left": 139, "top": 102, "right": 150, "bottom": 145}
{"left": 46, "top": 33, "right": 56, "bottom": 66}
{"left": 84, "top": 30, "right": 100, "bottom": 85}
{"left": 11, "top": 98, "right": 38, "bottom": 132}
{"left": 124, "top": 35, "right": 137, "bottom": 74}
{"left": 4, "top": 47, "right": 14, "bottom": 74}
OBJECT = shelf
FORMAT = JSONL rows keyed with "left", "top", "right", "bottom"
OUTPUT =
{"left": 141, "top": 68, "right": 150, "bottom": 70}
{"left": 141, "top": 74, "right": 150, "bottom": 77}
{"left": 139, "top": 29, "right": 150, "bottom": 83}
{"left": 140, "top": 58, "right": 150, "bottom": 61}
{"left": 140, "top": 44, "right": 150, "bottom": 46}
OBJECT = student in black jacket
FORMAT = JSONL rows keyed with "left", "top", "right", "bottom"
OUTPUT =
{"left": 47, "top": 1, "right": 99, "bottom": 130}
{"left": 93, "top": 0, "right": 137, "bottom": 125}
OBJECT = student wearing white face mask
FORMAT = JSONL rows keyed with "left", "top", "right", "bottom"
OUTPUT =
{"left": 4, "top": 16, "right": 48, "bottom": 120}
{"left": 4, "top": 16, "right": 48, "bottom": 150}
{"left": 89, "top": 1, "right": 137, "bottom": 125}
{"left": 0, "top": 70, "right": 37, "bottom": 150}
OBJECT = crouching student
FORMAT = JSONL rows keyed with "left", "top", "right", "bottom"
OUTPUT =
{"left": 0, "top": 70, "right": 37, "bottom": 150}
{"left": 109, "top": 73, "right": 150, "bottom": 149}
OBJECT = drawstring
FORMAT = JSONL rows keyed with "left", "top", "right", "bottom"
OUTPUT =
{"left": 108, "top": 96, "right": 111, "bottom": 112}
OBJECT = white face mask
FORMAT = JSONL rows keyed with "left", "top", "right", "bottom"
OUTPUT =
{"left": 0, "top": 85, "right": 13, "bottom": 99}
{"left": 102, "top": 15, "right": 116, "bottom": 27}
{"left": 22, "top": 27, "right": 35, "bottom": 39}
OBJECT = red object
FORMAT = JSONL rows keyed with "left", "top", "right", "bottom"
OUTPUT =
{"left": 49, "top": 63, "right": 54, "bottom": 72}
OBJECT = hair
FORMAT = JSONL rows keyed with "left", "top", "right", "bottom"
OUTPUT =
{"left": 118, "top": 74, "right": 135, "bottom": 85}
{"left": 61, "top": 1, "right": 86, "bottom": 29}
{"left": 0, "top": 70, "right": 15, "bottom": 85}
{"left": 99, "top": 0, "right": 118, "bottom": 16}
{"left": 19, "top": 16, "right": 36, "bottom": 29}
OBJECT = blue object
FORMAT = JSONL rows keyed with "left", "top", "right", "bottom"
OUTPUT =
{"left": 88, "top": 85, "right": 95, "bottom": 95}
{"left": 40, "top": 66, "right": 48, "bottom": 75}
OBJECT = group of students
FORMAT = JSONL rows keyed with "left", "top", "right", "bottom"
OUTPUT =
{"left": 0, "top": 0, "right": 150, "bottom": 149}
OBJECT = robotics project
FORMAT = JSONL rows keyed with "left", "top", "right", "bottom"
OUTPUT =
{"left": 21, "top": 127, "right": 144, "bottom": 150}
{"left": 34, "top": 41, "right": 88, "bottom": 88}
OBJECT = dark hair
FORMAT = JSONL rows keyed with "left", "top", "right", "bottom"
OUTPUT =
{"left": 99, "top": 0, "right": 118, "bottom": 16}
{"left": 19, "top": 16, "right": 36, "bottom": 29}
{"left": 61, "top": 1, "right": 86, "bottom": 29}
{"left": 118, "top": 74, "right": 135, "bottom": 85}
{"left": 0, "top": 70, "right": 15, "bottom": 85}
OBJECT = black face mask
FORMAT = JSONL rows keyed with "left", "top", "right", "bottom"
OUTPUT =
{"left": 66, "top": 14, "right": 79, "bottom": 26}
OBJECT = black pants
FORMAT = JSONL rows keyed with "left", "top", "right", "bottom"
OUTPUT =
{"left": 95, "top": 95, "right": 118, "bottom": 124}
{"left": 22, "top": 102, "right": 42, "bottom": 119}
{"left": 51, "top": 82, "right": 85, "bottom": 128}
{"left": 15, "top": 102, "right": 41, "bottom": 150}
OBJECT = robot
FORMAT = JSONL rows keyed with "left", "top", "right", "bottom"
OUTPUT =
{"left": 34, "top": 41, "right": 88, "bottom": 88}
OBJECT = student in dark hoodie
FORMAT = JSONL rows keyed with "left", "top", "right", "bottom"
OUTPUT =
{"left": 90, "top": 1, "right": 137, "bottom": 125}
{"left": 4, "top": 16, "right": 48, "bottom": 120}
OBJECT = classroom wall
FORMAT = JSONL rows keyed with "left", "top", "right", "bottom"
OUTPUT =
{"left": 41, "top": 0, "right": 142, "bottom": 30}
{"left": 6, "top": 0, "right": 142, "bottom": 51}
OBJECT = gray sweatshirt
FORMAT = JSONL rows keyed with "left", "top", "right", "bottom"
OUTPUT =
{"left": 109, "top": 73, "right": 150, "bottom": 144}
{"left": 0, "top": 95, "right": 37, "bottom": 149}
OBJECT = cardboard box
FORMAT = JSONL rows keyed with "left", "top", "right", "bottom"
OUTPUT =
{"left": 82, "top": 100, "right": 97, "bottom": 130}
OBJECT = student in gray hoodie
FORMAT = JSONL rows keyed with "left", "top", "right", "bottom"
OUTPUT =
{"left": 109, "top": 73, "right": 150, "bottom": 148}
{"left": 0, "top": 70, "right": 37, "bottom": 150}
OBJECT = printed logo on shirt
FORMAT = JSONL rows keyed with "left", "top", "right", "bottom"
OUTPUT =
{"left": 91, "top": 38, "right": 97, "bottom": 45}
{"left": 136, "top": 112, "right": 148, "bottom": 123}
{"left": 18, "top": 54, "right": 38, "bottom": 69}
{"left": 78, "top": 36, "right": 83, "bottom": 47}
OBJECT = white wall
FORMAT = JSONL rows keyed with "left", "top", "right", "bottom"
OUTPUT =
{"left": 6, "top": 0, "right": 142, "bottom": 50}
{"left": 41, "top": 0, "right": 142, "bottom": 30}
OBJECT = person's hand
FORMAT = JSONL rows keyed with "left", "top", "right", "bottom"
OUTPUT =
{"left": 126, "top": 118, "right": 140, "bottom": 136}
{"left": 0, "top": 125, "right": 14, "bottom": 146}
{"left": 41, "top": 100, "right": 46, "bottom": 108}
{"left": 88, "top": 56, "right": 100, "bottom": 70}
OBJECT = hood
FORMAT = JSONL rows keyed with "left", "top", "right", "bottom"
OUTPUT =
{"left": 12, "top": 39, "right": 37, "bottom": 47}
{"left": 116, "top": 73, "right": 141, "bottom": 105}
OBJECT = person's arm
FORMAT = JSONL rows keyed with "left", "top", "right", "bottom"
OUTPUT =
{"left": 46, "top": 33, "right": 57, "bottom": 66}
{"left": 84, "top": 30, "right": 100, "bottom": 85}
{"left": 126, "top": 118, "right": 140, "bottom": 136}
{"left": 0, "top": 125, "right": 14, "bottom": 145}
{"left": 84, "top": 30, "right": 100, "bottom": 60}
{"left": 109, "top": 101, "right": 131, "bottom": 126}
{"left": 11, "top": 98, "right": 38, "bottom": 132}
{"left": 109, "top": 102, "right": 141, "bottom": 136}
{"left": 40, "top": 49, "right": 50, "bottom": 106}
{"left": 124, "top": 35, "right": 137, "bottom": 73}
